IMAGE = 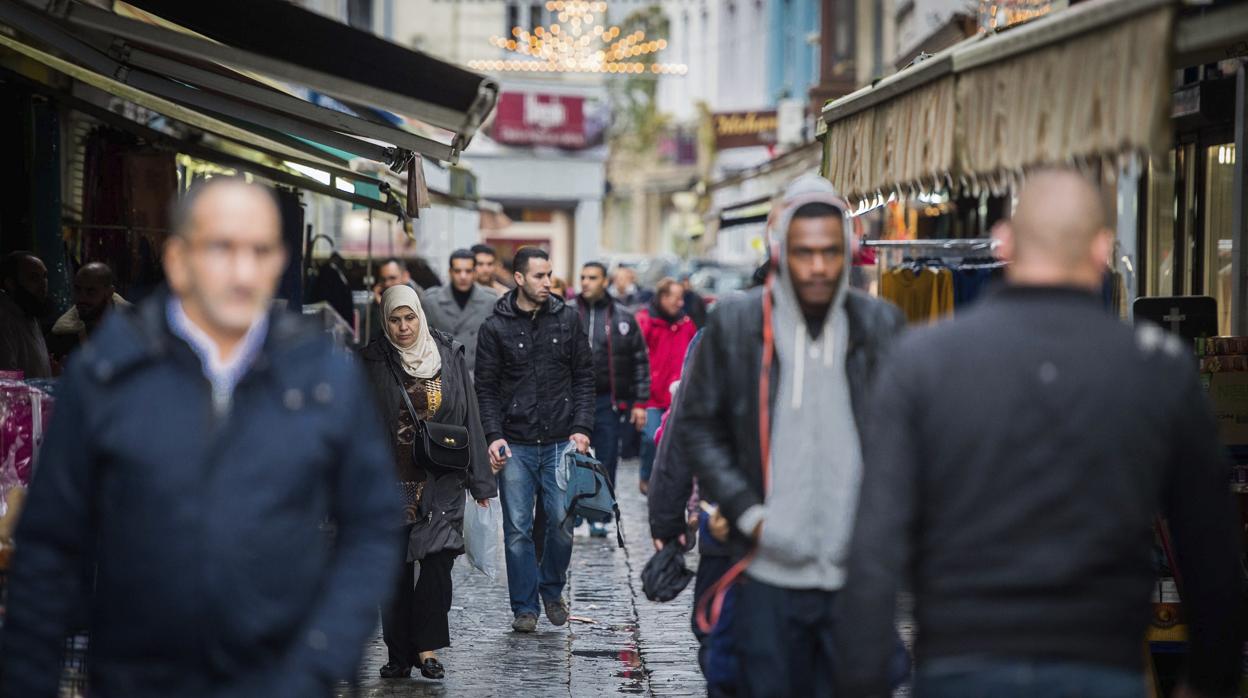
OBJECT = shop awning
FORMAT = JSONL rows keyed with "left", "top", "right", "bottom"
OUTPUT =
{"left": 0, "top": 0, "right": 497, "bottom": 167}
{"left": 820, "top": 0, "right": 1175, "bottom": 202}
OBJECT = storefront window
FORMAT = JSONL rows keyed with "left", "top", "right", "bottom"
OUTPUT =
{"left": 1146, "top": 153, "right": 1175, "bottom": 297}
{"left": 1205, "top": 143, "right": 1236, "bottom": 335}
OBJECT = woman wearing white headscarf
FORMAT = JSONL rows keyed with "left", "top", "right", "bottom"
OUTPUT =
{"left": 360, "top": 285, "right": 496, "bottom": 681}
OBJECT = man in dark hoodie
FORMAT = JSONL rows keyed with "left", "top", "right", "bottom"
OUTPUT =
{"left": 674, "top": 175, "right": 905, "bottom": 696}
{"left": 838, "top": 169, "right": 1243, "bottom": 698}
{"left": 571, "top": 261, "right": 650, "bottom": 536}
{"left": 475, "top": 246, "right": 595, "bottom": 634}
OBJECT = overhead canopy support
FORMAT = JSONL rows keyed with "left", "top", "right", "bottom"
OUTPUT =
{"left": 54, "top": 0, "right": 498, "bottom": 151}
{"left": 0, "top": 0, "right": 464, "bottom": 166}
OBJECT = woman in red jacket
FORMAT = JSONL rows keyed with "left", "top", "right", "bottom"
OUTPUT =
{"left": 636, "top": 277, "right": 698, "bottom": 493}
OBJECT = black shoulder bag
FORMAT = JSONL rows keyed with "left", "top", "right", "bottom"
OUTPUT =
{"left": 386, "top": 353, "right": 471, "bottom": 472}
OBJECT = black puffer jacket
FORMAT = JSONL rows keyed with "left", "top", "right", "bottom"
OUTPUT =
{"left": 674, "top": 286, "right": 905, "bottom": 552}
{"left": 570, "top": 295, "right": 651, "bottom": 406}
{"left": 475, "top": 291, "right": 595, "bottom": 445}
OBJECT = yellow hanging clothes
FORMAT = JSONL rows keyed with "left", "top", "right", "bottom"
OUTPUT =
{"left": 881, "top": 267, "right": 956, "bottom": 324}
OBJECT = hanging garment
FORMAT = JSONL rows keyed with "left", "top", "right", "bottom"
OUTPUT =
{"left": 881, "top": 266, "right": 954, "bottom": 324}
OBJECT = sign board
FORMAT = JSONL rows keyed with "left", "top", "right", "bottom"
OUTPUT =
{"left": 491, "top": 92, "right": 587, "bottom": 149}
{"left": 1133, "top": 296, "right": 1218, "bottom": 345}
{"left": 713, "top": 110, "right": 778, "bottom": 150}
{"left": 777, "top": 99, "right": 806, "bottom": 148}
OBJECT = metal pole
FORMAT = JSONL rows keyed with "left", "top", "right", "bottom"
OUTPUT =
{"left": 1232, "top": 60, "right": 1248, "bottom": 335}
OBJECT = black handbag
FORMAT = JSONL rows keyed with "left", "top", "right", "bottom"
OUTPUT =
{"left": 387, "top": 354, "right": 470, "bottom": 472}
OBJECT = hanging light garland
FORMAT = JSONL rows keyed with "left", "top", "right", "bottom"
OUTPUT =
{"left": 467, "top": 0, "right": 687, "bottom": 76}
{"left": 977, "top": 0, "right": 1057, "bottom": 32}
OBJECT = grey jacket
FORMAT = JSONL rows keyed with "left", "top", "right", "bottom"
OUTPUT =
{"left": 420, "top": 284, "right": 496, "bottom": 373}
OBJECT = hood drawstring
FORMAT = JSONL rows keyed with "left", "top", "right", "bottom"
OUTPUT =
{"left": 789, "top": 317, "right": 838, "bottom": 411}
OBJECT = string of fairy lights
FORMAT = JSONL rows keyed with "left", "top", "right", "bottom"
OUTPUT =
{"left": 467, "top": 0, "right": 688, "bottom": 75}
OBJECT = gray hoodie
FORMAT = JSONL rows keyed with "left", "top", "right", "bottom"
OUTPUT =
{"left": 741, "top": 174, "right": 862, "bottom": 591}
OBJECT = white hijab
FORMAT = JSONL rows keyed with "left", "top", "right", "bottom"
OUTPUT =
{"left": 382, "top": 285, "right": 442, "bottom": 380}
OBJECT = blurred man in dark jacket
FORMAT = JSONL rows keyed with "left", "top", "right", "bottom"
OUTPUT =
{"left": 675, "top": 175, "right": 905, "bottom": 697}
{"left": 0, "top": 178, "right": 399, "bottom": 698}
{"left": 838, "top": 170, "right": 1243, "bottom": 698}
{"left": 571, "top": 261, "right": 650, "bottom": 536}
{"left": 0, "top": 250, "right": 52, "bottom": 378}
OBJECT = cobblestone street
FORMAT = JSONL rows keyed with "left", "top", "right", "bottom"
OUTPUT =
{"left": 339, "top": 459, "right": 705, "bottom": 697}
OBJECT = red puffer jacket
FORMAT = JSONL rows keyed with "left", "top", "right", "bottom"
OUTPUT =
{"left": 636, "top": 308, "right": 697, "bottom": 411}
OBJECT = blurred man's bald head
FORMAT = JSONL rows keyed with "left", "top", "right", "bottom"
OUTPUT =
{"left": 171, "top": 177, "right": 280, "bottom": 241}
{"left": 1011, "top": 169, "right": 1106, "bottom": 267}
{"left": 1001, "top": 169, "right": 1112, "bottom": 290}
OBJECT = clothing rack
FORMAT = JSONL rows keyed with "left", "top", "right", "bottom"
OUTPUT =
{"left": 866, "top": 239, "right": 1004, "bottom": 323}
{"left": 863, "top": 238, "right": 999, "bottom": 251}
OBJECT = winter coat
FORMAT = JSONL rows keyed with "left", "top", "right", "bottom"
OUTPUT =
{"left": 0, "top": 288, "right": 400, "bottom": 698}
{"left": 647, "top": 331, "right": 703, "bottom": 543}
{"left": 838, "top": 285, "right": 1243, "bottom": 696}
{"left": 569, "top": 295, "right": 651, "bottom": 406}
{"left": 419, "top": 284, "right": 496, "bottom": 374}
{"left": 673, "top": 286, "right": 905, "bottom": 553}
{"left": 46, "top": 293, "right": 131, "bottom": 365}
{"left": 475, "top": 291, "right": 595, "bottom": 445}
{"left": 0, "top": 291, "right": 50, "bottom": 379}
{"left": 359, "top": 332, "right": 498, "bottom": 560}
{"left": 636, "top": 307, "right": 697, "bottom": 411}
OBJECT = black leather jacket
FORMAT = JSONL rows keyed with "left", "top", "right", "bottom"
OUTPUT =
{"left": 570, "top": 295, "right": 651, "bottom": 406}
{"left": 475, "top": 291, "right": 595, "bottom": 445}
{"left": 673, "top": 286, "right": 905, "bottom": 550}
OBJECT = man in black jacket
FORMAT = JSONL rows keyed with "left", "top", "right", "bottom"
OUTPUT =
{"left": 838, "top": 170, "right": 1243, "bottom": 698}
{"left": 572, "top": 261, "right": 650, "bottom": 537}
{"left": 674, "top": 175, "right": 905, "bottom": 696}
{"left": 0, "top": 178, "right": 399, "bottom": 697}
{"left": 475, "top": 246, "right": 595, "bottom": 633}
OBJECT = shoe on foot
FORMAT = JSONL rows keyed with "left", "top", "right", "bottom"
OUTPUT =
{"left": 379, "top": 661, "right": 412, "bottom": 678}
{"left": 543, "top": 597, "right": 570, "bottom": 626}
{"left": 420, "top": 658, "right": 446, "bottom": 680}
{"left": 589, "top": 522, "right": 608, "bottom": 538}
{"left": 512, "top": 612, "right": 538, "bottom": 633}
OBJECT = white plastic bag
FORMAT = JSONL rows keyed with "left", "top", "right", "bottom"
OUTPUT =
{"left": 463, "top": 493, "right": 502, "bottom": 581}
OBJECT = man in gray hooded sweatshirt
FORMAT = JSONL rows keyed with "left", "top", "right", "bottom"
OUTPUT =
{"left": 674, "top": 174, "right": 906, "bottom": 696}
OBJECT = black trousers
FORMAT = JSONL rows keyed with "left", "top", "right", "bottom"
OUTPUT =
{"left": 381, "top": 545, "right": 456, "bottom": 665}
{"left": 733, "top": 579, "right": 839, "bottom": 698}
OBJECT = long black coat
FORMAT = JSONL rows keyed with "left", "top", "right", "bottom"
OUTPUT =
{"left": 359, "top": 332, "right": 497, "bottom": 559}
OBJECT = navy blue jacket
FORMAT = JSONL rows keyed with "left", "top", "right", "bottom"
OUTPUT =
{"left": 0, "top": 290, "right": 401, "bottom": 698}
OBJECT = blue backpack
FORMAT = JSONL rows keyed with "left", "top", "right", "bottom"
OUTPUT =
{"left": 561, "top": 451, "right": 624, "bottom": 547}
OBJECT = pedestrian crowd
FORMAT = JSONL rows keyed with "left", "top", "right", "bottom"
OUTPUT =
{"left": 0, "top": 169, "right": 1241, "bottom": 698}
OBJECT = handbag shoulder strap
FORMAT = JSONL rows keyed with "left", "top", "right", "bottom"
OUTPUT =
{"left": 385, "top": 350, "right": 425, "bottom": 429}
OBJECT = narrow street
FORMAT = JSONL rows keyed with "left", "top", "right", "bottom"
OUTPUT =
{"left": 341, "top": 459, "right": 705, "bottom": 697}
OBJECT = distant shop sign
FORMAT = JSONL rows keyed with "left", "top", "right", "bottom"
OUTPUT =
{"left": 492, "top": 92, "right": 587, "bottom": 149}
{"left": 714, "top": 110, "right": 779, "bottom": 150}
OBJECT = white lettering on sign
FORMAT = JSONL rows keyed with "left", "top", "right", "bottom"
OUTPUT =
{"left": 524, "top": 94, "right": 567, "bottom": 129}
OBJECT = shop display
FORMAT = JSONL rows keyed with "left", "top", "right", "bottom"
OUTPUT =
{"left": 870, "top": 239, "right": 1006, "bottom": 324}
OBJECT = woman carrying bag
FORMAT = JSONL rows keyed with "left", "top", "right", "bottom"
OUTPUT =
{"left": 361, "top": 285, "right": 498, "bottom": 681}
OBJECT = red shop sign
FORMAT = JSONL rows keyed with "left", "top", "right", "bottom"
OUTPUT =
{"left": 491, "top": 92, "right": 587, "bottom": 149}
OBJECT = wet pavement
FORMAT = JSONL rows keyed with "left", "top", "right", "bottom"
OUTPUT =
{"left": 339, "top": 458, "right": 705, "bottom": 697}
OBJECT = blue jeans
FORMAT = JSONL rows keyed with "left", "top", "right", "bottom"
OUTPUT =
{"left": 638, "top": 407, "right": 663, "bottom": 485}
{"left": 916, "top": 657, "right": 1147, "bottom": 698}
{"left": 498, "top": 442, "right": 574, "bottom": 616}
{"left": 592, "top": 394, "right": 622, "bottom": 487}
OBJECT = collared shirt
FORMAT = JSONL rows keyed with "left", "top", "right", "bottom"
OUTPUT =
{"left": 166, "top": 297, "right": 269, "bottom": 415}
